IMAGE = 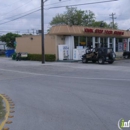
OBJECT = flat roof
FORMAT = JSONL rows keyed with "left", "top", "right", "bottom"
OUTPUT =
{"left": 49, "top": 25, "right": 130, "bottom": 38}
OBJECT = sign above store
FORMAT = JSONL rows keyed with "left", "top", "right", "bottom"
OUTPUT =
{"left": 84, "top": 28, "right": 124, "bottom": 35}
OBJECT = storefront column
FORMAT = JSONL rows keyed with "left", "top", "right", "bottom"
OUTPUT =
{"left": 98, "top": 37, "right": 100, "bottom": 47}
{"left": 92, "top": 37, "right": 95, "bottom": 48}
{"left": 98, "top": 37, "right": 100, "bottom": 43}
{"left": 107, "top": 37, "right": 110, "bottom": 48}
{"left": 127, "top": 38, "right": 130, "bottom": 51}
{"left": 113, "top": 38, "right": 116, "bottom": 52}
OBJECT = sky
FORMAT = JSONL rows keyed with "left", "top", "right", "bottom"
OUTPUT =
{"left": 0, "top": 0, "right": 129, "bottom": 35}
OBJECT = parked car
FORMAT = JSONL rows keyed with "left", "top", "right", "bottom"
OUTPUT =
{"left": 123, "top": 51, "right": 130, "bottom": 59}
{"left": 82, "top": 47, "right": 116, "bottom": 64}
{"left": 0, "top": 49, "right": 5, "bottom": 55}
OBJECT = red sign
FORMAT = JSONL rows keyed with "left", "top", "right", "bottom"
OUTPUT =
{"left": 114, "top": 31, "right": 124, "bottom": 35}
{"left": 95, "top": 29, "right": 103, "bottom": 33}
{"left": 84, "top": 28, "right": 94, "bottom": 33}
{"left": 105, "top": 30, "right": 113, "bottom": 34}
{"left": 84, "top": 28, "right": 124, "bottom": 35}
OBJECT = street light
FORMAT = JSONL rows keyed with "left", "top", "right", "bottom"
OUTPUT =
{"left": 41, "top": 0, "right": 61, "bottom": 64}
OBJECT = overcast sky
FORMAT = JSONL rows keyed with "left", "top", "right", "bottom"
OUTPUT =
{"left": 0, "top": 0, "right": 129, "bottom": 35}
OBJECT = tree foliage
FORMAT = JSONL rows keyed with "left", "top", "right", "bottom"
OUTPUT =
{"left": 0, "top": 33, "right": 21, "bottom": 48}
{"left": 50, "top": 7, "right": 118, "bottom": 29}
{"left": 50, "top": 7, "right": 95, "bottom": 26}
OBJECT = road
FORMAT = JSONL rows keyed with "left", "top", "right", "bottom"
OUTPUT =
{"left": 0, "top": 58, "right": 130, "bottom": 130}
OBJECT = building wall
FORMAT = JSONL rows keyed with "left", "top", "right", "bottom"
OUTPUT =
{"left": 16, "top": 34, "right": 56, "bottom": 56}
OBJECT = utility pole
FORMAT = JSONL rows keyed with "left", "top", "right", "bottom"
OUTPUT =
{"left": 27, "top": 29, "right": 30, "bottom": 34}
{"left": 16, "top": 31, "right": 19, "bottom": 34}
{"left": 109, "top": 13, "right": 116, "bottom": 29}
{"left": 32, "top": 29, "right": 35, "bottom": 35}
{"left": 41, "top": 0, "right": 61, "bottom": 64}
{"left": 41, "top": 0, "right": 45, "bottom": 64}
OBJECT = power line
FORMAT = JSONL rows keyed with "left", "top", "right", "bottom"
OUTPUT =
{"left": 0, "top": 0, "right": 70, "bottom": 21}
{"left": 0, "top": 0, "right": 118, "bottom": 26}
{"left": 109, "top": 13, "right": 116, "bottom": 29}
{"left": 0, "top": 0, "right": 33, "bottom": 16}
{"left": 0, "top": 0, "right": 23, "bottom": 8}
{"left": 45, "top": 0, "right": 118, "bottom": 9}
{"left": 0, "top": 9, "right": 40, "bottom": 25}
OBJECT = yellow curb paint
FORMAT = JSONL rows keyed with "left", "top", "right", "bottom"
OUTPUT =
{"left": 0, "top": 94, "right": 10, "bottom": 130}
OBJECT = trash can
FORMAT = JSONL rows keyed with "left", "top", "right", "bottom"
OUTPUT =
{"left": 5, "top": 49, "right": 15, "bottom": 57}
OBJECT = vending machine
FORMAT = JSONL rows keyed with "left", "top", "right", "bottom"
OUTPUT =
{"left": 58, "top": 45, "right": 69, "bottom": 60}
{"left": 73, "top": 47, "right": 86, "bottom": 60}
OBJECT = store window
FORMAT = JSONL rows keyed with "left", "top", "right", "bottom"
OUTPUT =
{"left": 80, "top": 36, "right": 86, "bottom": 47}
{"left": 110, "top": 38, "right": 113, "bottom": 43}
{"left": 74, "top": 36, "right": 87, "bottom": 48}
{"left": 74, "top": 36, "right": 79, "bottom": 48}
{"left": 116, "top": 38, "right": 123, "bottom": 52}
{"left": 95, "top": 37, "right": 99, "bottom": 42}
{"left": 100, "top": 37, "right": 107, "bottom": 47}
{"left": 87, "top": 37, "right": 92, "bottom": 48}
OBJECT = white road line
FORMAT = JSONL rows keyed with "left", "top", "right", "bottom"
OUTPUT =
{"left": 0, "top": 68, "right": 130, "bottom": 81}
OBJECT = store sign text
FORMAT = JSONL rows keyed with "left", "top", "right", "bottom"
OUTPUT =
{"left": 84, "top": 28, "right": 124, "bottom": 35}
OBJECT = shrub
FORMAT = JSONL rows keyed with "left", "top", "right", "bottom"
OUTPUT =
{"left": 12, "top": 53, "right": 56, "bottom": 61}
{"left": 45, "top": 54, "right": 56, "bottom": 61}
{"left": 28, "top": 54, "right": 56, "bottom": 61}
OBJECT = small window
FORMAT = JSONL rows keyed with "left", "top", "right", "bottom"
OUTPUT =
{"left": 95, "top": 37, "right": 98, "bottom": 42}
{"left": 110, "top": 38, "right": 113, "bottom": 43}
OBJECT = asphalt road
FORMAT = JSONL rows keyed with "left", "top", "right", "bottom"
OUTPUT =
{"left": 0, "top": 58, "right": 130, "bottom": 130}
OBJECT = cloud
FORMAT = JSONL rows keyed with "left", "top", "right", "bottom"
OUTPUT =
{"left": 0, "top": 0, "right": 130, "bottom": 34}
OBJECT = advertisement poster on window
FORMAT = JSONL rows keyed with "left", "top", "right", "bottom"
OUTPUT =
{"left": 118, "top": 43, "right": 123, "bottom": 52}
{"left": 123, "top": 39, "right": 127, "bottom": 51}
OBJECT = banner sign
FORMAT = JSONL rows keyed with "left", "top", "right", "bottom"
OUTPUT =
{"left": 84, "top": 28, "right": 124, "bottom": 35}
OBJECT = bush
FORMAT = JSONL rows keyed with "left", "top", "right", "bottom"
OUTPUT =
{"left": 28, "top": 54, "right": 56, "bottom": 61}
{"left": 12, "top": 53, "right": 56, "bottom": 61}
{"left": 45, "top": 54, "right": 56, "bottom": 61}
{"left": 28, "top": 54, "right": 42, "bottom": 61}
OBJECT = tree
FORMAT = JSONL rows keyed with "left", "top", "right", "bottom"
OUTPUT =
{"left": 50, "top": 7, "right": 95, "bottom": 26}
{"left": 50, "top": 7, "right": 118, "bottom": 29}
{"left": 108, "top": 22, "right": 118, "bottom": 29}
{"left": 0, "top": 33, "right": 21, "bottom": 49}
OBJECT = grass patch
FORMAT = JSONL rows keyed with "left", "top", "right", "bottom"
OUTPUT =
{"left": 0, "top": 96, "right": 6, "bottom": 120}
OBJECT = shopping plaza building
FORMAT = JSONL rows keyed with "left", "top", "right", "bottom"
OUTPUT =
{"left": 16, "top": 25, "right": 130, "bottom": 60}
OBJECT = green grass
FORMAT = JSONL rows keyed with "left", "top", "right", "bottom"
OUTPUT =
{"left": 0, "top": 97, "right": 6, "bottom": 120}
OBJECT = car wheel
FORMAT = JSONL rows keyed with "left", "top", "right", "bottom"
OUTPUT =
{"left": 98, "top": 58, "right": 104, "bottom": 64}
{"left": 124, "top": 55, "right": 129, "bottom": 59}
{"left": 82, "top": 58, "right": 87, "bottom": 63}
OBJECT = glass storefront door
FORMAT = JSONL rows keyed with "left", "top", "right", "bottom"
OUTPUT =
{"left": 100, "top": 37, "right": 107, "bottom": 47}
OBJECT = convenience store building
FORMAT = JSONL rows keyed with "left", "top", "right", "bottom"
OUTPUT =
{"left": 16, "top": 25, "right": 130, "bottom": 60}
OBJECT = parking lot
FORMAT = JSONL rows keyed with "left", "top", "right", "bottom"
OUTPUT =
{"left": 0, "top": 57, "right": 130, "bottom": 130}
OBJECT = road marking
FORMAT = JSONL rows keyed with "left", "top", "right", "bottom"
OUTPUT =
{"left": 0, "top": 94, "right": 10, "bottom": 130}
{"left": 0, "top": 68, "right": 130, "bottom": 81}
